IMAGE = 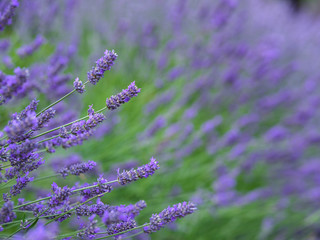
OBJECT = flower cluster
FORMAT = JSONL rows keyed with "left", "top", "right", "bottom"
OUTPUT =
{"left": 143, "top": 202, "right": 196, "bottom": 233}
{"left": 117, "top": 157, "right": 160, "bottom": 185}
{"left": 87, "top": 49, "right": 118, "bottom": 85}
{"left": 0, "top": 0, "right": 19, "bottom": 31}
{"left": 106, "top": 81, "right": 141, "bottom": 110}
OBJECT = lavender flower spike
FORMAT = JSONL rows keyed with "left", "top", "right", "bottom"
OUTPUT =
{"left": 87, "top": 49, "right": 118, "bottom": 85}
{"left": 106, "top": 81, "right": 141, "bottom": 110}
{"left": 0, "top": 0, "right": 19, "bottom": 31}
{"left": 17, "top": 35, "right": 45, "bottom": 58}
{"left": 143, "top": 202, "right": 196, "bottom": 234}
{"left": 73, "top": 77, "right": 85, "bottom": 93}
{"left": 117, "top": 157, "right": 159, "bottom": 185}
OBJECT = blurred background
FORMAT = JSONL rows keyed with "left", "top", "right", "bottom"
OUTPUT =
{"left": 2, "top": 0, "right": 320, "bottom": 239}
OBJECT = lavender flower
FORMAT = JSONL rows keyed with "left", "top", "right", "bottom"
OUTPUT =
{"left": 4, "top": 112, "right": 37, "bottom": 143}
{"left": 0, "top": 0, "right": 19, "bottom": 31}
{"left": 102, "top": 200, "right": 146, "bottom": 225}
{"left": 106, "top": 81, "right": 141, "bottom": 110}
{"left": 107, "top": 219, "right": 137, "bottom": 235}
{"left": 76, "top": 199, "right": 108, "bottom": 217}
{"left": 77, "top": 215, "right": 100, "bottom": 239}
{"left": 48, "top": 182, "right": 72, "bottom": 208}
{"left": 73, "top": 77, "right": 85, "bottom": 93}
{"left": 117, "top": 157, "right": 159, "bottom": 185}
{"left": 0, "top": 67, "right": 29, "bottom": 105}
{"left": 87, "top": 49, "right": 118, "bottom": 85}
{"left": 34, "top": 108, "right": 56, "bottom": 130}
{"left": 143, "top": 202, "right": 196, "bottom": 233}
{"left": 79, "top": 176, "right": 112, "bottom": 201}
{"left": 10, "top": 172, "right": 34, "bottom": 196}
{"left": 58, "top": 160, "right": 96, "bottom": 178}
{"left": 17, "top": 35, "right": 45, "bottom": 58}
{"left": 0, "top": 201, "right": 16, "bottom": 224}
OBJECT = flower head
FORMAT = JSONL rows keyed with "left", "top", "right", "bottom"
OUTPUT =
{"left": 87, "top": 49, "right": 118, "bottom": 85}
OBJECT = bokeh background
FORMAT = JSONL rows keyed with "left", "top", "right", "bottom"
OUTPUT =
{"left": 2, "top": 0, "right": 320, "bottom": 239}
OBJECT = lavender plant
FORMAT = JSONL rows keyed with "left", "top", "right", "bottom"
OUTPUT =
{"left": 3, "top": 0, "right": 320, "bottom": 239}
{"left": 0, "top": 1, "right": 196, "bottom": 239}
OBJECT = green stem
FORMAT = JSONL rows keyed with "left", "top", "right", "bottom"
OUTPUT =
{"left": 122, "top": 230, "right": 144, "bottom": 240}
{"left": 95, "top": 224, "right": 149, "bottom": 240}
{"left": 36, "top": 81, "right": 89, "bottom": 117}
{"left": 45, "top": 192, "right": 104, "bottom": 226}
{"left": 13, "top": 196, "right": 52, "bottom": 209}
{"left": 13, "top": 180, "right": 117, "bottom": 210}
{"left": 31, "top": 106, "right": 107, "bottom": 141}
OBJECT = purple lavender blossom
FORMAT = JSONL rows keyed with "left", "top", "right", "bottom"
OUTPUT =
{"left": 76, "top": 199, "right": 108, "bottom": 217}
{"left": 0, "top": 0, "right": 19, "bottom": 31}
{"left": 102, "top": 200, "right": 147, "bottom": 225}
{"left": 0, "top": 67, "right": 29, "bottom": 105}
{"left": 79, "top": 176, "right": 113, "bottom": 201}
{"left": 77, "top": 215, "right": 100, "bottom": 239}
{"left": 10, "top": 172, "right": 34, "bottom": 196}
{"left": 48, "top": 182, "right": 72, "bottom": 208}
{"left": 33, "top": 108, "right": 56, "bottom": 130}
{"left": 58, "top": 160, "right": 96, "bottom": 178}
{"left": 117, "top": 157, "right": 159, "bottom": 185}
{"left": 106, "top": 81, "right": 141, "bottom": 110}
{"left": 73, "top": 77, "right": 85, "bottom": 93}
{"left": 0, "top": 201, "right": 16, "bottom": 224}
{"left": 87, "top": 49, "right": 118, "bottom": 85}
{"left": 4, "top": 112, "right": 37, "bottom": 143}
{"left": 143, "top": 202, "right": 196, "bottom": 233}
{"left": 17, "top": 35, "right": 45, "bottom": 58}
{"left": 107, "top": 219, "right": 137, "bottom": 235}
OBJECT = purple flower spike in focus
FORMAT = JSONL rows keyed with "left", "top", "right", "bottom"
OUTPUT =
{"left": 107, "top": 219, "right": 137, "bottom": 235}
{"left": 48, "top": 182, "right": 72, "bottom": 208}
{"left": 58, "top": 160, "right": 96, "bottom": 178}
{"left": 117, "top": 157, "right": 159, "bottom": 185}
{"left": 0, "top": 0, "right": 19, "bottom": 31}
{"left": 106, "top": 81, "right": 141, "bottom": 110}
{"left": 87, "top": 49, "right": 118, "bottom": 85}
{"left": 73, "top": 77, "right": 85, "bottom": 93}
{"left": 144, "top": 202, "right": 196, "bottom": 234}
{"left": 10, "top": 172, "right": 34, "bottom": 196}
{"left": 0, "top": 201, "right": 16, "bottom": 224}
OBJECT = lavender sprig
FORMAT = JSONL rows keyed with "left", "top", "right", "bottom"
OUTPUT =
{"left": 143, "top": 202, "right": 196, "bottom": 233}
{"left": 106, "top": 81, "right": 141, "bottom": 111}
{"left": 87, "top": 49, "right": 118, "bottom": 85}
{"left": 117, "top": 157, "right": 159, "bottom": 185}
{"left": 0, "top": 0, "right": 19, "bottom": 31}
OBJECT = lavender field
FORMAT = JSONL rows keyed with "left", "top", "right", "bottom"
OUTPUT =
{"left": 1, "top": 0, "right": 320, "bottom": 239}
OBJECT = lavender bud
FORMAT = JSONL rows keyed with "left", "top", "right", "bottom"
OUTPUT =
{"left": 87, "top": 49, "right": 118, "bottom": 85}
{"left": 107, "top": 219, "right": 137, "bottom": 235}
{"left": 106, "top": 81, "right": 141, "bottom": 110}
{"left": 17, "top": 35, "right": 45, "bottom": 58}
{"left": 48, "top": 182, "right": 72, "bottom": 208}
{"left": 10, "top": 172, "right": 34, "bottom": 196}
{"left": 33, "top": 108, "right": 56, "bottom": 130}
{"left": 143, "top": 202, "right": 196, "bottom": 234}
{"left": 0, "top": 201, "right": 16, "bottom": 224}
{"left": 58, "top": 160, "right": 96, "bottom": 178}
{"left": 117, "top": 157, "right": 159, "bottom": 185}
{"left": 0, "top": 0, "right": 19, "bottom": 31}
{"left": 73, "top": 77, "right": 85, "bottom": 93}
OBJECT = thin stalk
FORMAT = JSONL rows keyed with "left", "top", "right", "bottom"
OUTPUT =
{"left": 6, "top": 207, "right": 50, "bottom": 238}
{"left": 45, "top": 192, "right": 105, "bottom": 225}
{"left": 36, "top": 80, "right": 89, "bottom": 117}
{"left": 13, "top": 180, "right": 117, "bottom": 210}
{"left": 95, "top": 224, "right": 149, "bottom": 239}
{"left": 122, "top": 230, "right": 144, "bottom": 240}
{"left": 31, "top": 106, "right": 107, "bottom": 141}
